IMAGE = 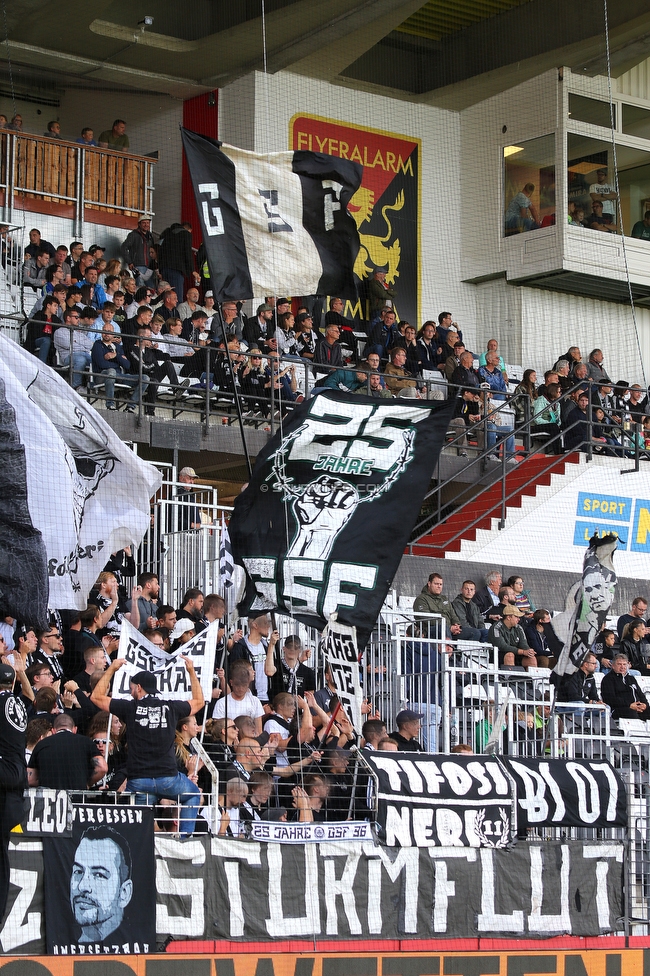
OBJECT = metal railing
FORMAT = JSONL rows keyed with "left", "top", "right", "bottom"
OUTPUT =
{"left": 0, "top": 132, "right": 156, "bottom": 235}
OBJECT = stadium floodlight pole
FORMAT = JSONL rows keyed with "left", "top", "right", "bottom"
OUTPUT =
{"left": 215, "top": 302, "right": 253, "bottom": 479}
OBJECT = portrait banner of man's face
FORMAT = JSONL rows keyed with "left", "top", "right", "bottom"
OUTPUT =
{"left": 43, "top": 805, "right": 155, "bottom": 954}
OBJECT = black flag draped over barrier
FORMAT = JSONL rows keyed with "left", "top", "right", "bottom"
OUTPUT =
{"left": 181, "top": 128, "right": 363, "bottom": 301}
{"left": 554, "top": 533, "right": 618, "bottom": 677}
{"left": 229, "top": 391, "right": 453, "bottom": 649}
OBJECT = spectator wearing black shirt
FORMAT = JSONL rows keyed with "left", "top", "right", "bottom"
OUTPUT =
{"left": 266, "top": 635, "right": 315, "bottom": 700}
{"left": 176, "top": 587, "right": 206, "bottom": 632}
{"left": 92, "top": 659, "right": 204, "bottom": 836}
{"left": 617, "top": 596, "right": 648, "bottom": 639}
{"left": 28, "top": 626, "right": 65, "bottom": 686}
{"left": 601, "top": 654, "right": 650, "bottom": 720}
{"left": 390, "top": 709, "right": 425, "bottom": 751}
{"left": 71, "top": 645, "right": 109, "bottom": 694}
{"left": 0, "top": 664, "right": 28, "bottom": 919}
{"left": 28, "top": 713, "right": 106, "bottom": 789}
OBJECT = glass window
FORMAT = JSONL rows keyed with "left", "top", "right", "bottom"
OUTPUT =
{"left": 567, "top": 133, "right": 650, "bottom": 238}
{"left": 568, "top": 93, "right": 613, "bottom": 129}
{"left": 622, "top": 103, "right": 650, "bottom": 140}
{"left": 503, "top": 135, "right": 555, "bottom": 237}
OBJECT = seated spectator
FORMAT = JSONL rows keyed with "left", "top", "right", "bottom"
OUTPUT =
{"left": 77, "top": 127, "right": 97, "bottom": 147}
{"left": 444, "top": 340, "right": 466, "bottom": 381}
{"left": 313, "top": 323, "right": 344, "bottom": 378}
{"left": 383, "top": 346, "right": 417, "bottom": 395}
{"left": 25, "top": 294, "right": 61, "bottom": 362}
{"left": 355, "top": 371, "right": 391, "bottom": 398}
{"left": 44, "top": 121, "right": 62, "bottom": 140}
{"left": 488, "top": 606, "right": 537, "bottom": 668}
{"left": 367, "top": 307, "right": 399, "bottom": 359}
{"left": 416, "top": 321, "right": 440, "bottom": 372}
{"left": 274, "top": 310, "right": 299, "bottom": 358}
{"left": 0, "top": 115, "right": 6, "bottom": 129}
{"left": 586, "top": 348, "right": 611, "bottom": 384}
{"left": 495, "top": 585, "right": 517, "bottom": 618}
{"left": 620, "top": 620, "right": 650, "bottom": 675}
{"left": 91, "top": 323, "right": 146, "bottom": 411}
{"left": 177, "top": 287, "right": 204, "bottom": 325}
{"left": 82, "top": 266, "right": 106, "bottom": 309}
{"left": 240, "top": 770, "right": 274, "bottom": 822}
{"left": 22, "top": 249, "right": 51, "bottom": 291}
{"left": 532, "top": 382, "right": 562, "bottom": 453}
{"left": 513, "top": 368, "right": 538, "bottom": 426}
{"left": 392, "top": 322, "right": 420, "bottom": 373}
{"left": 451, "top": 581, "right": 490, "bottom": 643}
{"left": 523, "top": 609, "right": 560, "bottom": 669}
{"left": 7, "top": 114, "right": 23, "bottom": 132}
{"left": 507, "top": 575, "right": 536, "bottom": 615}
{"left": 27, "top": 712, "right": 107, "bottom": 790}
{"left": 617, "top": 596, "right": 648, "bottom": 639}
{"left": 54, "top": 307, "right": 93, "bottom": 388}
{"left": 294, "top": 313, "right": 317, "bottom": 360}
{"left": 264, "top": 352, "right": 298, "bottom": 408}
{"left": 316, "top": 366, "right": 367, "bottom": 394}
{"left": 390, "top": 710, "right": 425, "bottom": 751}
{"left": 552, "top": 653, "right": 602, "bottom": 707}
{"left": 592, "top": 628, "right": 619, "bottom": 670}
{"left": 98, "top": 119, "right": 129, "bottom": 151}
{"left": 324, "top": 296, "right": 355, "bottom": 333}
{"left": 563, "top": 389, "right": 592, "bottom": 452}
{"left": 478, "top": 339, "right": 505, "bottom": 370}
{"left": 588, "top": 201, "right": 617, "bottom": 233}
{"left": 473, "top": 570, "right": 503, "bottom": 623}
{"left": 505, "top": 182, "right": 540, "bottom": 232}
{"left": 601, "top": 654, "right": 650, "bottom": 719}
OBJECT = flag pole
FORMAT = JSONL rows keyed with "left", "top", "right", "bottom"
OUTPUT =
{"left": 215, "top": 304, "right": 253, "bottom": 479}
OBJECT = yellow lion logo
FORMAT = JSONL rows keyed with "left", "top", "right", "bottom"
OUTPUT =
{"left": 349, "top": 187, "right": 404, "bottom": 285}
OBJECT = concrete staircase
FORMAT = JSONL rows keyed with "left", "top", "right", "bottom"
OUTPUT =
{"left": 409, "top": 452, "right": 584, "bottom": 558}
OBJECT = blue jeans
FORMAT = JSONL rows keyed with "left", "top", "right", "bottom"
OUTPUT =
{"left": 161, "top": 268, "right": 185, "bottom": 302}
{"left": 98, "top": 369, "right": 149, "bottom": 407}
{"left": 62, "top": 351, "right": 91, "bottom": 388}
{"left": 35, "top": 335, "right": 51, "bottom": 363}
{"left": 487, "top": 422, "right": 515, "bottom": 458}
{"left": 126, "top": 772, "right": 200, "bottom": 837}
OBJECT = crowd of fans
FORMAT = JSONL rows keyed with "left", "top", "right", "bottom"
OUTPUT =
{"left": 1, "top": 552, "right": 648, "bottom": 833}
{"left": 15, "top": 223, "right": 650, "bottom": 450}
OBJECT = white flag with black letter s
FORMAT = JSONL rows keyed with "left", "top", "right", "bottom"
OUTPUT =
{"left": 0, "top": 335, "right": 161, "bottom": 613}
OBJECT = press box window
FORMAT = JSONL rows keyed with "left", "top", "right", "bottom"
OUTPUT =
{"left": 568, "top": 93, "right": 613, "bottom": 129}
{"left": 503, "top": 135, "right": 555, "bottom": 236}
{"left": 568, "top": 133, "right": 650, "bottom": 237}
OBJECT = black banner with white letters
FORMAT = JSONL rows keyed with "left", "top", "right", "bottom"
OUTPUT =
{"left": 4, "top": 835, "right": 624, "bottom": 951}
{"left": 42, "top": 805, "right": 155, "bottom": 955}
{"left": 230, "top": 391, "right": 453, "bottom": 650}
{"left": 366, "top": 754, "right": 626, "bottom": 847}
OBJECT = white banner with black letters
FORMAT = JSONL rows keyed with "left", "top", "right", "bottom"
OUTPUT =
{"left": 113, "top": 617, "right": 217, "bottom": 703}
{"left": 3, "top": 835, "right": 625, "bottom": 951}
{"left": 324, "top": 616, "right": 363, "bottom": 734}
{"left": 366, "top": 754, "right": 626, "bottom": 847}
{"left": 182, "top": 128, "right": 362, "bottom": 301}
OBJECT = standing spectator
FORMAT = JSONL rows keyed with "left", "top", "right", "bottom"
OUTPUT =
{"left": 368, "top": 269, "right": 397, "bottom": 322}
{"left": 27, "top": 713, "right": 107, "bottom": 789}
{"left": 92, "top": 660, "right": 204, "bottom": 836}
{"left": 126, "top": 574, "right": 159, "bottom": 632}
{"left": 158, "top": 223, "right": 197, "bottom": 302}
{"left": 229, "top": 613, "right": 278, "bottom": 705}
{"left": 488, "top": 606, "right": 536, "bottom": 668}
{"left": 176, "top": 588, "right": 206, "bottom": 631}
{"left": 0, "top": 664, "right": 28, "bottom": 921}
{"left": 25, "top": 294, "right": 61, "bottom": 361}
{"left": 266, "top": 635, "right": 315, "bottom": 700}
{"left": 54, "top": 307, "right": 94, "bottom": 389}
{"left": 121, "top": 217, "right": 154, "bottom": 286}
{"left": 24, "top": 228, "right": 55, "bottom": 261}
{"left": 98, "top": 120, "right": 129, "bottom": 151}
{"left": 22, "top": 249, "right": 51, "bottom": 291}
{"left": 390, "top": 710, "right": 425, "bottom": 751}
{"left": 211, "top": 662, "right": 265, "bottom": 733}
{"left": 7, "top": 115, "right": 23, "bottom": 132}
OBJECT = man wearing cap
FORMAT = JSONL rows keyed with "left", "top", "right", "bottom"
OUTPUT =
{"left": 488, "top": 606, "right": 536, "bottom": 668}
{"left": 0, "top": 663, "right": 28, "bottom": 919}
{"left": 91, "top": 658, "right": 203, "bottom": 836}
{"left": 122, "top": 217, "right": 154, "bottom": 286}
{"left": 169, "top": 619, "right": 196, "bottom": 647}
{"left": 244, "top": 303, "right": 274, "bottom": 348}
{"left": 390, "top": 710, "right": 425, "bottom": 751}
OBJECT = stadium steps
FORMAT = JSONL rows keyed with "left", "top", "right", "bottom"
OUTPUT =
{"left": 409, "top": 452, "right": 583, "bottom": 557}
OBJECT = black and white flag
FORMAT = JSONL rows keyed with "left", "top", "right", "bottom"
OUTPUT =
{"left": 554, "top": 533, "right": 618, "bottom": 677}
{"left": 324, "top": 617, "right": 363, "bottom": 733}
{"left": 229, "top": 391, "right": 453, "bottom": 649}
{"left": 219, "top": 511, "right": 234, "bottom": 590}
{"left": 181, "top": 128, "right": 362, "bottom": 301}
{"left": 0, "top": 335, "right": 161, "bottom": 617}
{"left": 113, "top": 618, "right": 217, "bottom": 702}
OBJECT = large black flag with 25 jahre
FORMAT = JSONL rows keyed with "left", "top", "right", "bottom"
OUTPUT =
{"left": 181, "top": 128, "right": 363, "bottom": 302}
{"left": 229, "top": 391, "right": 453, "bottom": 649}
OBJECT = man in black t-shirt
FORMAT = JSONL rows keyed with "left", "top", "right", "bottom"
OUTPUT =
{"left": 28, "top": 713, "right": 106, "bottom": 789}
{"left": 266, "top": 635, "right": 315, "bottom": 701}
{"left": 0, "top": 664, "right": 28, "bottom": 919}
{"left": 92, "top": 659, "right": 204, "bottom": 837}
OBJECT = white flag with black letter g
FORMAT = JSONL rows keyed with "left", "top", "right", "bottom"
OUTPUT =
{"left": 0, "top": 335, "right": 161, "bottom": 614}
{"left": 181, "top": 128, "right": 362, "bottom": 301}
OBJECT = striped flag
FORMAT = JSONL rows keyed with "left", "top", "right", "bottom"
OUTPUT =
{"left": 219, "top": 512, "right": 234, "bottom": 590}
{"left": 181, "top": 128, "right": 362, "bottom": 301}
